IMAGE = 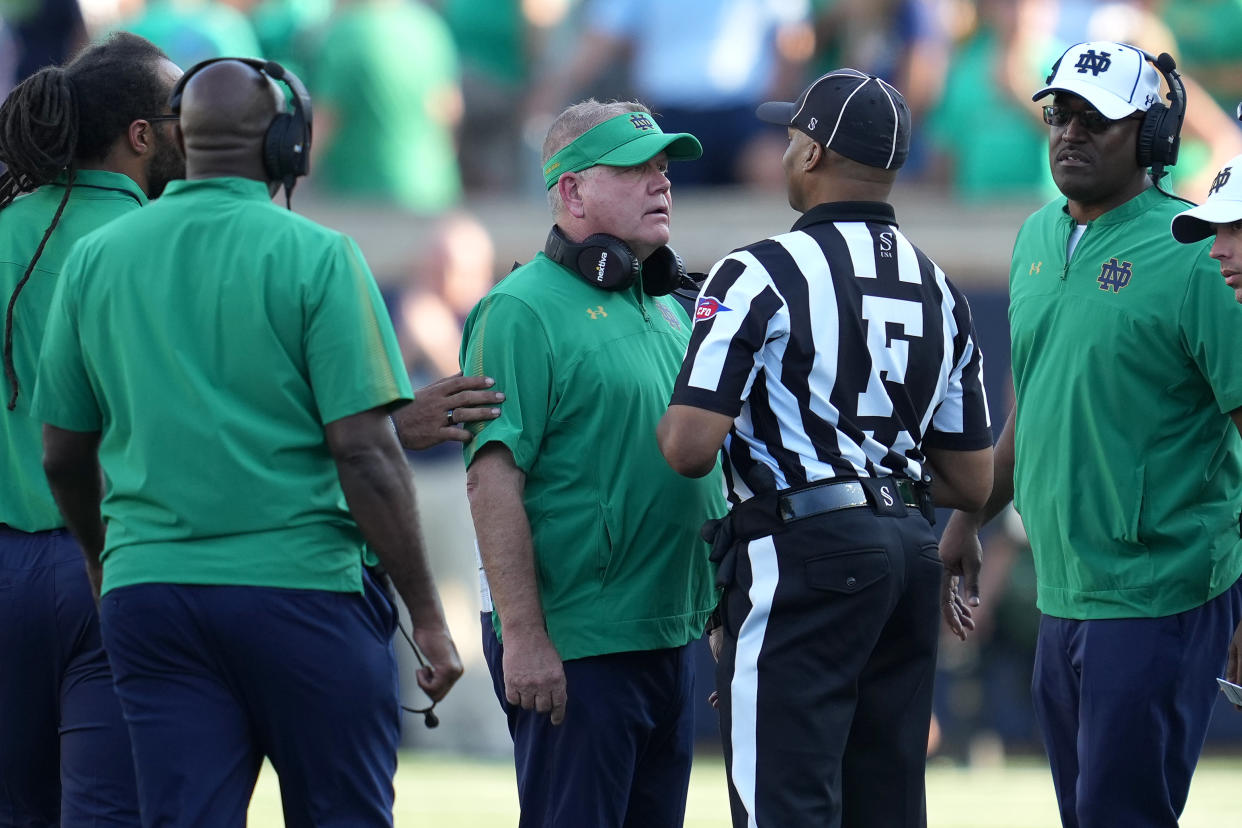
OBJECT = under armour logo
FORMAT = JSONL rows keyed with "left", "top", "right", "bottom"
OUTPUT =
{"left": 630, "top": 113, "right": 655, "bottom": 131}
{"left": 586, "top": 306, "right": 607, "bottom": 319}
{"left": 1097, "top": 258, "right": 1133, "bottom": 293}
{"left": 1211, "top": 166, "right": 1233, "bottom": 196}
{"left": 1074, "top": 49, "right": 1112, "bottom": 76}
{"left": 1029, "top": 261, "right": 1042, "bottom": 275}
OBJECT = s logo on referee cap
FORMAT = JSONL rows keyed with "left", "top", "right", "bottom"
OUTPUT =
{"left": 695, "top": 296, "right": 731, "bottom": 322}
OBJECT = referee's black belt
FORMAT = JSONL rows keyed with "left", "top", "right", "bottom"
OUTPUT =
{"left": 702, "top": 476, "right": 933, "bottom": 591}
{"left": 777, "top": 478, "right": 922, "bottom": 522}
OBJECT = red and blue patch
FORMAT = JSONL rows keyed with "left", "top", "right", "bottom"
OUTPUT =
{"left": 694, "top": 296, "right": 731, "bottom": 322}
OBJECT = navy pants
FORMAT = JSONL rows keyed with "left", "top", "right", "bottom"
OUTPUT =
{"left": 0, "top": 526, "right": 139, "bottom": 827}
{"left": 99, "top": 572, "right": 401, "bottom": 827}
{"left": 716, "top": 505, "right": 941, "bottom": 828}
{"left": 481, "top": 614, "right": 696, "bottom": 828}
{"left": 1033, "top": 575, "right": 1242, "bottom": 828}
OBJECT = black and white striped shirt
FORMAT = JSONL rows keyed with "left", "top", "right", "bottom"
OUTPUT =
{"left": 671, "top": 201, "right": 992, "bottom": 503}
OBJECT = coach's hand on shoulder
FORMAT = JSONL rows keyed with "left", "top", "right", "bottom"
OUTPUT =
{"left": 502, "top": 627, "right": 568, "bottom": 726}
{"left": 393, "top": 373, "right": 504, "bottom": 450}
{"left": 413, "top": 625, "right": 464, "bottom": 702}
{"left": 938, "top": 510, "right": 983, "bottom": 642}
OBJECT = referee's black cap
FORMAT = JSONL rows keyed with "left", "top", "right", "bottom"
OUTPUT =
{"left": 757, "top": 68, "right": 911, "bottom": 171}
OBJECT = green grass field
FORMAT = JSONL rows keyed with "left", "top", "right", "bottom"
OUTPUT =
{"left": 247, "top": 752, "right": 1242, "bottom": 826}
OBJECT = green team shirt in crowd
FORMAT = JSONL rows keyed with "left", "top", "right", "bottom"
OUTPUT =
{"left": 925, "top": 28, "right": 1053, "bottom": 204}
{"left": 1009, "top": 186, "right": 1242, "bottom": 619}
{"left": 0, "top": 170, "right": 147, "bottom": 532}
{"left": 32, "top": 177, "right": 411, "bottom": 596}
{"left": 312, "top": 0, "right": 461, "bottom": 213}
{"left": 461, "top": 253, "right": 724, "bottom": 660}
{"left": 117, "top": 0, "right": 264, "bottom": 68}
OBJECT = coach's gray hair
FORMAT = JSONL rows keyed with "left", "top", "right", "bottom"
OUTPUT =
{"left": 544, "top": 98, "right": 649, "bottom": 218}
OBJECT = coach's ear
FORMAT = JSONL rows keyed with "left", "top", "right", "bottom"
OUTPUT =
{"left": 558, "top": 171, "right": 587, "bottom": 219}
{"left": 127, "top": 118, "right": 157, "bottom": 156}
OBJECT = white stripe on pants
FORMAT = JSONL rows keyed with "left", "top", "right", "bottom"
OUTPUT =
{"left": 729, "top": 534, "right": 779, "bottom": 828}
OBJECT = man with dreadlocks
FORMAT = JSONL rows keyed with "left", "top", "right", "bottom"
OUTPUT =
{"left": 0, "top": 31, "right": 183, "bottom": 827}
{"left": 31, "top": 57, "right": 462, "bottom": 823}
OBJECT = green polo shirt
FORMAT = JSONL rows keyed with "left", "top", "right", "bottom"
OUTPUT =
{"left": 1009, "top": 186, "right": 1242, "bottom": 619}
{"left": 32, "top": 177, "right": 411, "bottom": 595}
{"left": 1, "top": 170, "right": 147, "bottom": 532}
{"left": 461, "top": 253, "right": 723, "bottom": 660}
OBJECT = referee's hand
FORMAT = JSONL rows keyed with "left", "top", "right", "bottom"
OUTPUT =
{"left": 393, "top": 373, "right": 504, "bottom": 450}
{"left": 502, "top": 628, "right": 568, "bottom": 726}
{"left": 938, "top": 511, "right": 983, "bottom": 641}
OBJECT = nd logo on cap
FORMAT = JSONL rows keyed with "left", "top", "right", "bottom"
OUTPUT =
{"left": 1073, "top": 48, "right": 1112, "bottom": 76}
{"left": 1210, "top": 166, "right": 1233, "bottom": 197}
{"left": 1172, "top": 155, "right": 1242, "bottom": 243}
{"left": 1033, "top": 41, "right": 1160, "bottom": 120}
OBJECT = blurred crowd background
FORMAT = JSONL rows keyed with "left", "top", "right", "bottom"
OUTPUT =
{"left": 4, "top": 0, "right": 1242, "bottom": 764}
{"left": 8, "top": 0, "right": 1242, "bottom": 211}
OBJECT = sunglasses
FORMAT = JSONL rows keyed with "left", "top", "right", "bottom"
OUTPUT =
{"left": 1042, "top": 105, "right": 1140, "bottom": 134}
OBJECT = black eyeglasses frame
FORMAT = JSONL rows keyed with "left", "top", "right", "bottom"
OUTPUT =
{"left": 1042, "top": 104, "right": 1142, "bottom": 134}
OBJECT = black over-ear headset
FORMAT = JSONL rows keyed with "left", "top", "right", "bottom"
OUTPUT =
{"left": 1134, "top": 51, "right": 1185, "bottom": 172}
{"left": 543, "top": 225, "right": 692, "bottom": 297}
{"left": 1043, "top": 46, "right": 1186, "bottom": 173}
{"left": 169, "top": 57, "right": 313, "bottom": 204}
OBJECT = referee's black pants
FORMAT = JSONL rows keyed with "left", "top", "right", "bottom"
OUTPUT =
{"left": 715, "top": 503, "right": 941, "bottom": 828}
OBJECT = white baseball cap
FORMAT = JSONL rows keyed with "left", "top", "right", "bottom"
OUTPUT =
{"left": 1171, "top": 154, "right": 1242, "bottom": 243}
{"left": 1032, "top": 41, "right": 1160, "bottom": 120}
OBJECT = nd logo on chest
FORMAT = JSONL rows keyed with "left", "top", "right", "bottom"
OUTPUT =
{"left": 1028, "top": 258, "right": 1134, "bottom": 292}
{"left": 1096, "top": 258, "right": 1133, "bottom": 293}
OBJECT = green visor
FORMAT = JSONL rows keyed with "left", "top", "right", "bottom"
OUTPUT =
{"left": 542, "top": 112, "right": 703, "bottom": 190}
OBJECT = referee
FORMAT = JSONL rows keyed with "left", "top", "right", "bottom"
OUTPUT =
{"left": 657, "top": 69, "right": 994, "bottom": 827}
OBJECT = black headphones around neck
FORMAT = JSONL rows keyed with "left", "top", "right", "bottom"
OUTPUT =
{"left": 1044, "top": 46, "right": 1186, "bottom": 173}
{"left": 169, "top": 57, "right": 313, "bottom": 201}
{"left": 543, "top": 225, "right": 690, "bottom": 297}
